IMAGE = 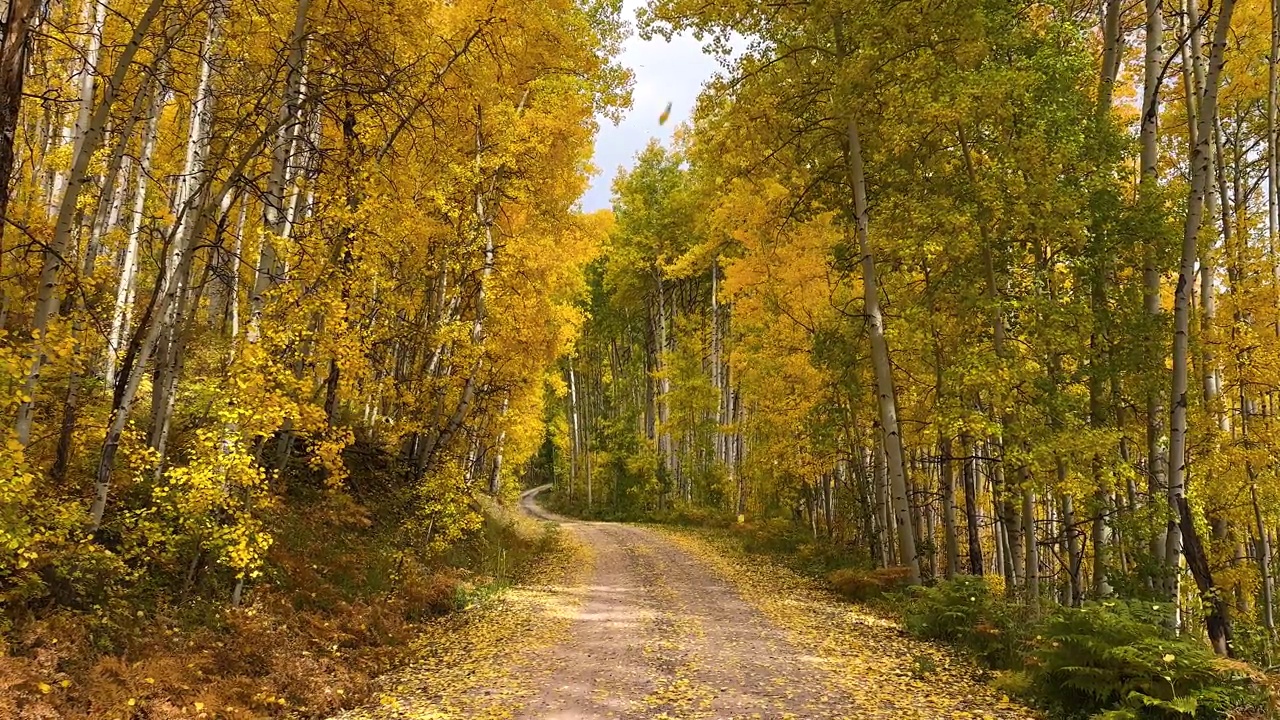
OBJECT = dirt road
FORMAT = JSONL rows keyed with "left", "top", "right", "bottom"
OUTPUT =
{"left": 336, "top": 487, "right": 1033, "bottom": 719}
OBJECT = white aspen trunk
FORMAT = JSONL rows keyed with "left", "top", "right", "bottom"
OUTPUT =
{"left": 230, "top": 198, "right": 246, "bottom": 342}
{"left": 47, "top": 0, "right": 104, "bottom": 218}
{"left": 488, "top": 395, "right": 509, "bottom": 495}
{"left": 655, "top": 269, "right": 673, "bottom": 474}
{"left": 845, "top": 112, "right": 919, "bottom": 584}
{"left": 1142, "top": 0, "right": 1168, "bottom": 566}
{"left": 151, "top": 4, "right": 221, "bottom": 460}
{"left": 1254, "top": 482, "right": 1276, "bottom": 634}
{"left": 584, "top": 364, "right": 595, "bottom": 506}
{"left": 872, "top": 443, "right": 890, "bottom": 567}
{"left": 104, "top": 154, "right": 130, "bottom": 233}
{"left": 1270, "top": 0, "right": 1280, "bottom": 337}
{"left": 1023, "top": 485, "right": 1039, "bottom": 602}
{"left": 105, "top": 89, "right": 161, "bottom": 387}
{"left": 1166, "top": 0, "right": 1204, "bottom": 617}
{"left": 16, "top": 0, "right": 165, "bottom": 445}
{"left": 568, "top": 359, "right": 581, "bottom": 500}
{"left": 1088, "top": 0, "right": 1125, "bottom": 600}
{"left": 1167, "top": 0, "right": 1237, "bottom": 628}
{"left": 711, "top": 257, "right": 723, "bottom": 464}
{"left": 70, "top": 0, "right": 106, "bottom": 163}
{"left": 249, "top": 0, "right": 311, "bottom": 343}
{"left": 1208, "top": 118, "right": 1235, "bottom": 436}
{"left": 1097, "top": 0, "right": 1122, "bottom": 112}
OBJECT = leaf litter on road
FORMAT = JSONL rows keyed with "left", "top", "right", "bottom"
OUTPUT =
{"left": 654, "top": 527, "right": 1037, "bottom": 720}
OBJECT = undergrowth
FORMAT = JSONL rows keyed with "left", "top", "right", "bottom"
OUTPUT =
{"left": 1, "top": 458, "right": 557, "bottom": 720}
{"left": 905, "top": 577, "right": 1272, "bottom": 719}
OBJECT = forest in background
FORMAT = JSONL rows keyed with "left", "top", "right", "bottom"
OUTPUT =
{"left": 0, "top": 0, "right": 628, "bottom": 715}
{"left": 6, "top": 0, "right": 1280, "bottom": 715}
{"left": 542, "top": 0, "right": 1280, "bottom": 692}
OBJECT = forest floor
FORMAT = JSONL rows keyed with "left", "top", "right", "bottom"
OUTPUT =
{"left": 333, "top": 487, "right": 1036, "bottom": 720}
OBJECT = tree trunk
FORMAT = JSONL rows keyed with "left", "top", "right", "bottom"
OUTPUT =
{"left": 0, "top": 0, "right": 41, "bottom": 255}
{"left": 1167, "top": 0, "right": 1238, "bottom": 649}
{"left": 106, "top": 91, "right": 161, "bottom": 387}
{"left": 1023, "top": 481, "right": 1039, "bottom": 605}
{"left": 1255, "top": 482, "right": 1276, "bottom": 636}
{"left": 15, "top": 0, "right": 166, "bottom": 445}
{"left": 1270, "top": 0, "right": 1280, "bottom": 337}
{"left": 942, "top": 436, "right": 960, "bottom": 579}
{"left": 962, "top": 435, "right": 982, "bottom": 576}
{"left": 249, "top": 0, "right": 311, "bottom": 342}
{"left": 1146, "top": 0, "right": 1167, "bottom": 573}
{"left": 843, "top": 113, "right": 919, "bottom": 583}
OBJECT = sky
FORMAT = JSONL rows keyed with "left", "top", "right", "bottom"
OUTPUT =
{"left": 579, "top": 0, "right": 724, "bottom": 212}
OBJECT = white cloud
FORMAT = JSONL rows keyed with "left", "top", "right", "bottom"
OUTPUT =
{"left": 580, "top": 0, "right": 722, "bottom": 212}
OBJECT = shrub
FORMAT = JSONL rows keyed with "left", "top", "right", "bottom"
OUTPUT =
{"left": 1033, "top": 601, "right": 1266, "bottom": 720}
{"left": 828, "top": 566, "right": 913, "bottom": 602}
{"left": 399, "top": 564, "right": 467, "bottom": 621}
{"left": 904, "top": 575, "right": 1030, "bottom": 669}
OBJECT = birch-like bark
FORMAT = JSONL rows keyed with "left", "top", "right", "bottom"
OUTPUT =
{"left": 488, "top": 395, "right": 509, "bottom": 495}
{"left": 105, "top": 93, "right": 159, "bottom": 387}
{"left": 1271, "top": 0, "right": 1280, "bottom": 337}
{"left": 1166, "top": 0, "right": 1203, "bottom": 617}
{"left": 1254, "top": 481, "right": 1276, "bottom": 635}
{"left": 845, "top": 113, "right": 918, "bottom": 584}
{"left": 655, "top": 268, "right": 672, "bottom": 474}
{"left": 1167, "top": 0, "right": 1238, "bottom": 655}
{"left": 249, "top": 0, "right": 311, "bottom": 343}
{"left": 1086, "top": 0, "right": 1126, "bottom": 599}
{"left": 71, "top": 0, "right": 107, "bottom": 162}
{"left": 1023, "top": 479, "right": 1039, "bottom": 604}
{"left": 935, "top": 339, "right": 960, "bottom": 579}
{"left": 16, "top": 0, "right": 165, "bottom": 445}
{"left": 568, "top": 359, "right": 581, "bottom": 500}
{"left": 151, "top": 4, "right": 222, "bottom": 462}
{"left": 1142, "top": 0, "right": 1168, "bottom": 568}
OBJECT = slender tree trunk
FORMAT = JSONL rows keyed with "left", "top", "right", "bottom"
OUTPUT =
{"left": 105, "top": 94, "right": 160, "bottom": 387}
{"left": 15, "top": 0, "right": 166, "bottom": 445}
{"left": 249, "top": 0, "right": 311, "bottom": 342}
{"left": 865, "top": 445, "right": 881, "bottom": 565}
{"left": 1065, "top": 493, "right": 1083, "bottom": 606}
{"left": 841, "top": 114, "right": 919, "bottom": 583}
{"left": 0, "top": 0, "right": 41, "bottom": 257}
{"left": 1023, "top": 478, "right": 1039, "bottom": 605}
{"left": 1254, "top": 482, "right": 1276, "bottom": 636}
{"left": 151, "top": 6, "right": 222, "bottom": 464}
{"left": 962, "top": 435, "right": 982, "bottom": 576}
{"left": 1141, "top": 0, "right": 1172, "bottom": 566}
{"left": 1167, "top": 0, "right": 1238, "bottom": 653}
{"left": 568, "top": 359, "right": 582, "bottom": 503}
{"left": 941, "top": 438, "right": 960, "bottom": 579}
{"left": 1270, "top": 0, "right": 1280, "bottom": 337}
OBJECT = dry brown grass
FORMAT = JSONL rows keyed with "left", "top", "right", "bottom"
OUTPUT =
{"left": 826, "top": 565, "right": 915, "bottom": 602}
{"left": 0, "top": 567, "right": 465, "bottom": 719}
{"left": 1, "top": 495, "right": 547, "bottom": 719}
